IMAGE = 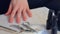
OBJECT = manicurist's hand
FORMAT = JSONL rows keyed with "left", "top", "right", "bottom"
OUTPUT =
{"left": 5, "top": 0, "right": 32, "bottom": 24}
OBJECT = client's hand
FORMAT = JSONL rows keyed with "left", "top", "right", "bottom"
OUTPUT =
{"left": 5, "top": 0, "right": 32, "bottom": 24}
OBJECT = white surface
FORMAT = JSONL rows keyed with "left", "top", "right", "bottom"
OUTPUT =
{"left": 37, "top": 29, "right": 50, "bottom": 34}
{"left": 0, "top": 7, "right": 49, "bottom": 34}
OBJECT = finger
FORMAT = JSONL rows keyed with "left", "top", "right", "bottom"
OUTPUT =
{"left": 10, "top": 5, "right": 19, "bottom": 18}
{"left": 9, "top": 5, "right": 19, "bottom": 23}
{"left": 9, "top": 16, "right": 14, "bottom": 23}
{"left": 26, "top": 8, "right": 32, "bottom": 17}
{"left": 22, "top": 9, "right": 27, "bottom": 21}
{"left": 5, "top": 3, "right": 12, "bottom": 16}
{"left": 16, "top": 8, "right": 22, "bottom": 24}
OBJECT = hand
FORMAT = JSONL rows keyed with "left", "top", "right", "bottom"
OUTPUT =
{"left": 5, "top": 0, "right": 32, "bottom": 24}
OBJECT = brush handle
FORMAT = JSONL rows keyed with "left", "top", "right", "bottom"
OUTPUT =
{"left": 51, "top": 27, "right": 57, "bottom": 34}
{"left": 51, "top": 11, "right": 58, "bottom": 34}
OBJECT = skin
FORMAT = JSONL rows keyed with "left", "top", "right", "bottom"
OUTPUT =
{"left": 5, "top": 0, "right": 32, "bottom": 24}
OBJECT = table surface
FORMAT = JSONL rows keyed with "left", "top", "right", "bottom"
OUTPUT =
{"left": 0, "top": 7, "right": 60, "bottom": 34}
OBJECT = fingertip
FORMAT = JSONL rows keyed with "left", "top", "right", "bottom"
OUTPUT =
{"left": 5, "top": 13, "right": 9, "bottom": 16}
{"left": 5, "top": 4, "right": 12, "bottom": 16}
{"left": 9, "top": 17, "right": 14, "bottom": 23}
{"left": 23, "top": 17, "right": 27, "bottom": 21}
{"left": 29, "top": 13, "right": 32, "bottom": 17}
{"left": 26, "top": 9, "right": 32, "bottom": 17}
{"left": 16, "top": 17, "right": 20, "bottom": 24}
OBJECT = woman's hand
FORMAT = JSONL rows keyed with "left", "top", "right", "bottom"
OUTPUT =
{"left": 5, "top": 0, "right": 32, "bottom": 24}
